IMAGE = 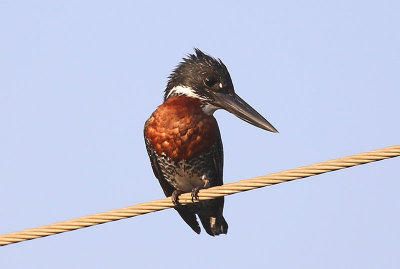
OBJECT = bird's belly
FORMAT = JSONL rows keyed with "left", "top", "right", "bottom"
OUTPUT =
{"left": 169, "top": 161, "right": 206, "bottom": 192}
{"left": 173, "top": 174, "right": 204, "bottom": 192}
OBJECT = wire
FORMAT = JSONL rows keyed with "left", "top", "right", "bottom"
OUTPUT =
{"left": 0, "top": 145, "right": 399, "bottom": 246}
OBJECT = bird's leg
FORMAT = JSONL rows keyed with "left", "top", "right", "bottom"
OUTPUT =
{"left": 191, "top": 186, "right": 201, "bottom": 202}
{"left": 171, "top": 190, "right": 183, "bottom": 206}
{"left": 191, "top": 176, "right": 210, "bottom": 202}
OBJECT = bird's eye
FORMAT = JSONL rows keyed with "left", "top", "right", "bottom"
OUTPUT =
{"left": 204, "top": 77, "right": 218, "bottom": 87}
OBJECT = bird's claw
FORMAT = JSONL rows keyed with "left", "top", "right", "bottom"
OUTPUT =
{"left": 191, "top": 187, "right": 201, "bottom": 203}
{"left": 171, "top": 190, "right": 183, "bottom": 206}
{"left": 190, "top": 176, "right": 210, "bottom": 202}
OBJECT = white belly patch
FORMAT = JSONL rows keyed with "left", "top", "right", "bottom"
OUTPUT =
{"left": 170, "top": 160, "right": 208, "bottom": 192}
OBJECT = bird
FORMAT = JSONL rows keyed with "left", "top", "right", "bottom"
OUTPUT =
{"left": 144, "top": 49, "right": 278, "bottom": 236}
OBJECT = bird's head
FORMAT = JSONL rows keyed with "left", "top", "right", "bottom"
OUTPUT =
{"left": 164, "top": 49, "right": 278, "bottom": 133}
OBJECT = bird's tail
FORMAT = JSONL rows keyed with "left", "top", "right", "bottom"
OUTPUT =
{"left": 199, "top": 214, "right": 228, "bottom": 236}
{"left": 198, "top": 197, "right": 228, "bottom": 236}
{"left": 175, "top": 197, "right": 228, "bottom": 236}
{"left": 175, "top": 207, "right": 201, "bottom": 234}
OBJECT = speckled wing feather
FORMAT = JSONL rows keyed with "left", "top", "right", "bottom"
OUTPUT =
{"left": 144, "top": 129, "right": 201, "bottom": 234}
{"left": 210, "top": 131, "right": 224, "bottom": 187}
{"left": 196, "top": 132, "right": 228, "bottom": 236}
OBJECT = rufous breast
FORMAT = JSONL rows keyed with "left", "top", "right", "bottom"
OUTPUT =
{"left": 145, "top": 96, "right": 219, "bottom": 161}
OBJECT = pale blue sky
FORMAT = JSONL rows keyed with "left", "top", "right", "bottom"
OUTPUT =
{"left": 1, "top": 1, "right": 399, "bottom": 268}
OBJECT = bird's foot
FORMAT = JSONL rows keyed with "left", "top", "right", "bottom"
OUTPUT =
{"left": 191, "top": 187, "right": 201, "bottom": 203}
{"left": 171, "top": 190, "right": 183, "bottom": 206}
{"left": 191, "top": 177, "right": 210, "bottom": 202}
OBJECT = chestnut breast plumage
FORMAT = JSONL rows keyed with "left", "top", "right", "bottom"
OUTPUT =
{"left": 145, "top": 96, "right": 219, "bottom": 161}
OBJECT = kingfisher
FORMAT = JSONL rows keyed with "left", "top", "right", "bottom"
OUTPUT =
{"left": 144, "top": 49, "right": 278, "bottom": 236}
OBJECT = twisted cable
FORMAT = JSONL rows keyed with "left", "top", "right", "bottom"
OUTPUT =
{"left": 1, "top": 145, "right": 399, "bottom": 246}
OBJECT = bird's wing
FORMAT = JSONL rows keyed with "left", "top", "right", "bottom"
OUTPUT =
{"left": 144, "top": 132, "right": 201, "bottom": 234}
{"left": 196, "top": 130, "right": 228, "bottom": 236}
{"left": 211, "top": 130, "right": 224, "bottom": 186}
{"left": 144, "top": 137, "right": 175, "bottom": 197}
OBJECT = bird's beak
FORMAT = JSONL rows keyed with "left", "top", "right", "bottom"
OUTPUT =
{"left": 213, "top": 92, "right": 278, "bottom": 133}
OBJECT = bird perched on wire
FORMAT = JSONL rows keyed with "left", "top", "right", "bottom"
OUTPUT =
{"left": 144, "top": 49, "right": 278, "bottom": 236}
